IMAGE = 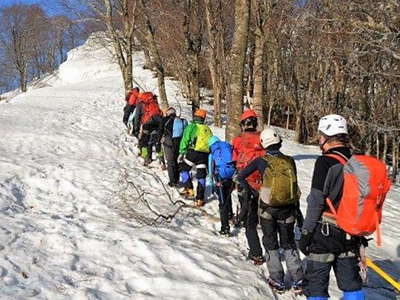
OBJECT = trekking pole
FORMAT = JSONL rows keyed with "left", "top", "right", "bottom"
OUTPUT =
{"left": 366, "top": 257, "right": 400, "bottom": 293}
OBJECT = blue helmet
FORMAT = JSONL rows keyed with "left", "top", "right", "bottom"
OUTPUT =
{"left": 208, "top": 135, "right": 221, "bottom": 147}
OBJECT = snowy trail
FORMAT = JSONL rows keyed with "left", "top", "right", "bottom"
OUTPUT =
{"left": 0, "top": 36, "right": 399, "bottom": 299}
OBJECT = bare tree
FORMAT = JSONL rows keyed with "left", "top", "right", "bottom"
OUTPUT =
{"left": 137, "top": 0, "right": 168, "bottom": 110}
{"left": 226, "top": 0, "right": 251, "bottom": 141}
{"left": 205, "top": 0, "right": 232, "bottom": 127}
{"left": 0, "top": 5, "right": 34, "bottom": 92}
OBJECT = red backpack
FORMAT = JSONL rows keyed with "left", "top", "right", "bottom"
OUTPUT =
{"left": 324, "top": 153, "right": 392, "bottom": 246}
{"left": 234, "top": 132, "right": 265, "bottom": 190}
{"left": 128, "top": 90, "right": 139, "bottom": 106}
{"left": 139, "top": 92, "right": 162, "bottom": 124}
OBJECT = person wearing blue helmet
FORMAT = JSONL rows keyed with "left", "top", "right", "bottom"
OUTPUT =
{"left": 207, "top": 136, "right": 236, "bottom": 236}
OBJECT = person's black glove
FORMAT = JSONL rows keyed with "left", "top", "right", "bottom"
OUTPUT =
{"left": 295, "top": 208, "right": 304, "bottom": 229}
{"left": 298, "top": 228, "right": 312, "bottom": 256}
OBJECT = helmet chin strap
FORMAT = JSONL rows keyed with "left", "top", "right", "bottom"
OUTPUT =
{"left": 320, "top": 137, "right": 346, "bottom": 153}
{"left": 320, "top": 139, "right": 328, "bottom": 152}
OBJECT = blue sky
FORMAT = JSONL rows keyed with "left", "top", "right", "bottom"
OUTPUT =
{"left": 1, "top": 0, "right": 65, "bottom": 16}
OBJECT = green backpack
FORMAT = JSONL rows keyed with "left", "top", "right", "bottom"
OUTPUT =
{"left": 193, "top": 124, "right": 213, "bottom": 153}
{"left": 259, "top": 155, "right": 301, "bottom": 207}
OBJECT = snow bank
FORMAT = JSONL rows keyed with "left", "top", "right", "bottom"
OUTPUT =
{"left": 57, "top": 33, "right": 120, "bottom": 85}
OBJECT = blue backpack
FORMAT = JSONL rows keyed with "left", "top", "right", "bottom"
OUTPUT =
{"left": 210, "top": 141, "right": 236, "bottom": 180}
{"left": 172, "top": 117, "right": 188, "bottom": 138}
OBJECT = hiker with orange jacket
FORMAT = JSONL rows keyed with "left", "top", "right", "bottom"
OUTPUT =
{"left": 134, "top": 92, "right": 163, "bottom": 166}
{"left": 232, "top": 109, "right": 265, "bottom": 265}
{"left": 298, "top": 114, "right": 387, "bottom": 300}
{"left": 123, "top": 87, "right": 140, "bottom": 132}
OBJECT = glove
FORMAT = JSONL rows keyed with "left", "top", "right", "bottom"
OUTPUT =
{"left": 294, "top": 207, "right": 304, "bottom": 229}
{"left": 298, "top": 228, "right": 313, "bottom": 256}
{"left": 232, "top": 173, "right": 239, "bottom": 185}
{"left": 177, "top": 154, "right": 184, "bottom": 164}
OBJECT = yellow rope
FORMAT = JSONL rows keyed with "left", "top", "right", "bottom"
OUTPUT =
{"left": 366, "top": 257, "right": 400, "bottom": 293}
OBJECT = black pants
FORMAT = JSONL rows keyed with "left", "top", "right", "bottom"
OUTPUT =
{"left": 123, "top": 104, "right": 135, "bottom": 127}
{"left": 216, "top": 180, "right": 233, "bottom": 231}
{"left": 139, "top": 120, "right": 159, "bottom": 158}
{"left": 237, "top": 188, "right": 248, "bottom": 223}
{"left": 259, "top": 205, "right": 297, "bottom": 250}
{"left": 259, "top": 208, "right": 303, "bottom": 283}
{"left": 303, "top": 254, "right": 363, "bottom": 297}
{"left": 179, "top": 149, "right": 208, "bottom": 200}
{"left": 244, "top": 187, "right": 263, "bottom": 257}
{"left": 163, "top": 138, "right": 180, "bottom": 184}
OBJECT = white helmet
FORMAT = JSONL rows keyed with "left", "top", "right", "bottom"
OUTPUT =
{"left": 260, "top": 127, "right": 281, "bottom": 149}
{"left": 318, "top": 114, "right": 348, "bottom": 136}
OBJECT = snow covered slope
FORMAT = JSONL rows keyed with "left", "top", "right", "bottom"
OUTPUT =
{"left": 0, "top": 35, "right": 399, "bottom": 300}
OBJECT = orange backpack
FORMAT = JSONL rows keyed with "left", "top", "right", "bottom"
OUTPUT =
{"left": 324, "top": 153, "right": 392, "bottom": 246}
{"left": 139, "top": 92, "right": 161, "bottom": 124}
{"left": 235, "top": 132, "right": 265, "bottom": 190}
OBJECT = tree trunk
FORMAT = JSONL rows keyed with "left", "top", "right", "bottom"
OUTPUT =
{"left": 376, "top": 132, "right": 380, "bottom": 159}
{"left": 182, "top": 0, "right": 203, "bottom": 115}
{"left": 246, "top": 33, "right": 255, "bottom": 101}
{"left": 294, "top": 108, "right": 304, "bottom": 143}
{"left": 267, "top": 103, "right": 273, "bottom": 126}
{"left": 19, "top": 64, "right": 27, "bottom": 92}
{"left": 143, "top": 48, "right": 153, "bottom": 69}
{"left": 226, "top": 0, "right": 251, "bottom": 141}
{"left": 205, "top": 0, "right": 225, "bottom": 127}
{"left": 382, "top": 131, "right": 388, "bottom": 161}
{"left": 252, "top": 26, "right": 265, "bottom": 128}
{"left": 144, "top": 18, "right": 168, "bottom": 110}
{"left": 286, "top": 107, "right": 290, "bottom": 130}
{"left": 392, "top": 137, "right": 399, "bottom": 182}
{"left": 189, "top": 54, "right": 200, "bottom": 113}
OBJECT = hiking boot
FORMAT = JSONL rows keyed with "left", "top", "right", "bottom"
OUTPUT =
{"left": 292, "top": 279, "right": 304, "bottom": 295}
{"left": 267, "top": 278, "right": 285, "bottom": 294}
{"left": 219, "top": 228, "right": 231, "bottom": 237}
{"left": 248, "top": 254, "right": 265, "bottom": 265}
{"left": 195, "top": 199, "right": 205, "bottom": 207}
{"left": 179, "top": 188, "right": 195, "bottom": 199}
{"left": 143, "top": 157, "right": 152, "bottom": 166}
{"left": 233, "top": 219, "right": 245, "bottom": 228}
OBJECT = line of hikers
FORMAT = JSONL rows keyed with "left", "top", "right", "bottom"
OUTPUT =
{"left": 122, "top": 87, "right": 392, "bottom": 299}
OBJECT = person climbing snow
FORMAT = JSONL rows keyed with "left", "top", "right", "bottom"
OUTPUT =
{"left": 299, "top": 114, "right": 391, "bottom": 300}
{"left": 123, "top": 87, "right": 140, "bottom": 134}
{"left": 232, "top": 109, "right": 265, "bottom": 265}
{"left": 156, "top": 107, "right": 188, "bottom": 186}
{"left": 207, "top": 136, "right": 236, "bottom": 236}
{"left": 178, "top": 109, "right": 212, "bottom": 207}
{"left": 237, "top": 127, "right": 304, "bottom": 294}
{"left": 134, "top": 92, "right": 163, "bottom": 166}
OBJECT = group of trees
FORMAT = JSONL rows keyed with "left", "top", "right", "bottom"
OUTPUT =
{"left": 2, "top": 0, "right": 398, "bottom": 179}
{"left": 0, "top": 4, "right": 84, "bottom": 93}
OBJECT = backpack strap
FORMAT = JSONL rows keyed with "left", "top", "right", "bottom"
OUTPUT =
{"left": 324, "top": 151, "right": 348, "bottom": 165}
{"left": 323, "top": 151, "right": 348, "bottom": 221}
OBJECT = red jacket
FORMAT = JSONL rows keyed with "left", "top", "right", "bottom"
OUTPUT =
{"left": 232, "top": 131, "right": 265, "bottom": 191}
